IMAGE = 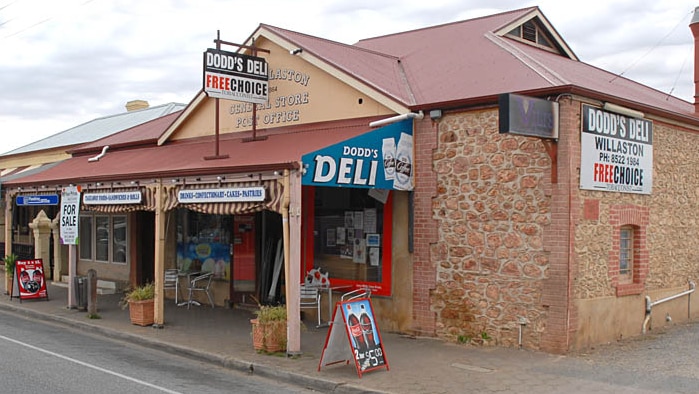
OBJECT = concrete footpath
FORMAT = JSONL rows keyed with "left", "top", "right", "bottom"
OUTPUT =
{"left": 1, "top": 279, "right": 697, "bottom": 393}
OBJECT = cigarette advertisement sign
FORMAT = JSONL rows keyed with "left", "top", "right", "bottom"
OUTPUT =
{"left": 203, "top": 48, "right": 269, "bottom": 104}
{"left": 60, "top": 186, "right": 81, "bottom": 245}
{"left": 302, "top": 119, "right": 414, "bottom": 190}
{"left": 580, "top": 105, "right": 653, "bottom": 194}
{"left": 16, "top": 259, "right": 48, "bottom": 301}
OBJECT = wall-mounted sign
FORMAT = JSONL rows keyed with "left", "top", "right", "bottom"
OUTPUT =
{"left": 83, "top": 191, "right": 142, "bottom": 205}
{"left": 178, "top": 187, "right": 266, "bottom": 203}
{"left": 302, "top": 119, "right": 414, "bottom": 190}
{"left": 498, "top": 93, "right": 559, "bottom": 139}
{"left": 203, "top": 48, "right": 269, "bottom": 104}
{"left": 579, "top": 104, "right": 653, "bottom": 194}
{"left": 16, "top": 194, "right": 59, "bottom": 206}
{"left": 60, "top": 186, "right": 80, "bottom": 245}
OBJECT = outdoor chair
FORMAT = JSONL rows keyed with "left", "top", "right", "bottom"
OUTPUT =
{"left": 300, "top": 284, "right": 322, "bottom": 326}
{"left": 187, "top": 272, "right": 214, "bottom": 309}
{"left": 163, "top": 268, "right": 181, "bottom": 304}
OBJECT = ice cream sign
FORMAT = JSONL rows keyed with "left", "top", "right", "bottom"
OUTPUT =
{"left": 302, "top": 119, "right": 414, "bottom": 190}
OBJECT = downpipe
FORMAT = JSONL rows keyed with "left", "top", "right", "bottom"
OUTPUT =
{"left": 643, "top": 281, "right": 695, "bottom": 334}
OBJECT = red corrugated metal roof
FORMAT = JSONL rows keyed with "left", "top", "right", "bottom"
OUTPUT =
{"left": 259, "top": 6, "right": 697, "bottom": 119}
{"left": 5, "top": 117, "right": 383, "bottom": 186}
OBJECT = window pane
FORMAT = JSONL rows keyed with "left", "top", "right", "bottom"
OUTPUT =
{"left": 96, "top": 216, "right": 110, "bottom": 262}
{"left": 313, "top": 187, "right": 384, "bottom": 283}
{"left": 112, "top": 216, "right": 127, "bottom": 263}
{"left": 620, "top": 228, "right": 633, "bottom": 276}
{"left": 79, "top": 216, "right": 93, "bottom": 259}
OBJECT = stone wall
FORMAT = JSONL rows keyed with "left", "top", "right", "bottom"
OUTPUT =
{"left": 430, "top": 108, "right": 552, "bottom": 348}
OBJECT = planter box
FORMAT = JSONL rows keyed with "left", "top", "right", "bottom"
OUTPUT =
{"left": 251, "top": 318, "right": 286, "bottom": 353}
{"left": 129, "top": 299, "right": 155, "bottom": 326}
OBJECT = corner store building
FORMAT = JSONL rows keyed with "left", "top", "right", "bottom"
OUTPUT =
{"left": 7, "top": 6, "right": 699, "bottom": 354}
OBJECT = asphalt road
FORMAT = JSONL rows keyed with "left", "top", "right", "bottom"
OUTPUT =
{"left": 0, "top": 310, "right": 315, "bottom": 394}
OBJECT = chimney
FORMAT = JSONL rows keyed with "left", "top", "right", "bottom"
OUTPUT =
{"left": 125, "top": 100, "right": 149, "bottom": 112}
{"left": 690, "top": 7, "right": 699, "bottom": 112}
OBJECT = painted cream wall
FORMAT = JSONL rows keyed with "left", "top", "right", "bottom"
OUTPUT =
{"left": 169, "top": 39, "right": 394, "bottom": 141}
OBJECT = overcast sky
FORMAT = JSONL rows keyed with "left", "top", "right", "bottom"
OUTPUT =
{"left": 1, "top": 0, "right": 698, "bottom": 154}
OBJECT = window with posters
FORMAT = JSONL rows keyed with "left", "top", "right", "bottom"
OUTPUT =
{"left": 303, "top": 186, "right": 392, "bottom": 296}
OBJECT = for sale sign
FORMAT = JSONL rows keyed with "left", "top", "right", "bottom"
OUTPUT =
{"left": 60, "top": 186, "right": 81, "bottom": 245}
{"left": 579, "top": 104, "right": 653, "bottom": 194}
{"left": 16, "top": 259, "right": 48, "bottom": 301}
{"left": 203, "top": 48, "right": 268, "bottom": 104}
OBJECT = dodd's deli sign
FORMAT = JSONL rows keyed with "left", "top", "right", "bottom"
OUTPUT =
{"left": 302, "top": 119, "right": 414, "bottom": 190}
{"left": 203, "top": 48, "right": 268, "bottom": 104}
{"left": 579, "top": 104, "right": 653, "bottom": 194}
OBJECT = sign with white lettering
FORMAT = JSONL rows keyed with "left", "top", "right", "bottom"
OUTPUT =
{"left": 580, "top": 104, "right": 653, "bottom": 194}
{"left": 16, "top": 194, "right": 59, "bottom": 206}
{"left": 302, "top": 119, "right": 414, "bottom": 190}
{"left": 16, "top": 259, "right": 48, "bottom": 301}
{"left": 60, "top": 186, "right": 80, "bottom": 245}
{"left": 177, "top": 187, "right": 266, "bottom": 203}
{"left": 203, "top": 48, "right": 269, "bottom": 104}
{"left": 498, "top": 93, "right": 559, "bottom": 139}
{"left": 83, "top": 191, "right": 142, "bottom": 205}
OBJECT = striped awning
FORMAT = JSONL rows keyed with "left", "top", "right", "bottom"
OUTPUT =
{"left": 164, "top": 179, "right": 284, "bottom": 215}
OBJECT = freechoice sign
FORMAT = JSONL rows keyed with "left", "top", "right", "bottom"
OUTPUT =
{"left": 579, "top": 104, "right": 653, "bottom": 194}
{"left": 302, "top": 119, "right": 414, "bottom": 190}
{"left": 203, "top": 48, "right": 269, "bottom": 104}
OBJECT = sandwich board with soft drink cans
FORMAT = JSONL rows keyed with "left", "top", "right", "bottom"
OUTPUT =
{"left": 15, "top": 259, "right": 49, "bottom": 302}
{"left": 318, "top": 297, "right": 389, "bottom": 378}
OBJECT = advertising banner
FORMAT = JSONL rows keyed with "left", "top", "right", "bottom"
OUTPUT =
{"left": 15, "top": 259, "right": 48, "bottom": 301}
{"left": 580, "top": 104, "right": 653, "bottom": 194}
{"left": 60, "top": 186, "right": 81, "bottom": 245}
{"left": 302, "top": 119, "right": 414, "bottom": 190}
{"left": 318, "top": 298, "right": 389, "bottom": 378}
{"left": 16, "top": 194, "right": 59, "bottom": 206}
{"left": 203, "top": 48, "right": 269, "bottom": 104}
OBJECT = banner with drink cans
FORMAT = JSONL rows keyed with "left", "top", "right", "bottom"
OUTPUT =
{"left": 318, "top": 297, "right": 389, "bottom": 378}
{"left": 15, "top": 259, "right": 49, "bottom": 301}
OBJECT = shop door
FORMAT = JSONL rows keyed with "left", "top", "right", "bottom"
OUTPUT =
{"left": 230, "top": 215, "right": 256, "bottom": 305}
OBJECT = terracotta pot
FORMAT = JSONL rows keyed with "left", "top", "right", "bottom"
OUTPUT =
{"left": 250, "top": 318, "right": 286, "bottom": 353}
{"left": 128, "top": 299, "right": 155, "bottom": 326}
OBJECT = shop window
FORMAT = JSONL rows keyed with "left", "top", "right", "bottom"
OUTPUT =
{"left": 79, "top": 213, "right": 128, "bottom": 264}
{"left": 609, "top": 205, "right": 648, "bottom": 296}
{"left": 304, "top": 186, "right": 393, "bottom": 296}
{"left": 175, "top": 209, "right": 232, "bottom": 279}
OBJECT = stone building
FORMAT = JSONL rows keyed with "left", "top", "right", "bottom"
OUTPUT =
{"left": 5, "top": 6, "right": 699, "bottom": 354}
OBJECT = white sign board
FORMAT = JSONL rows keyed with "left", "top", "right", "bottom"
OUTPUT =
{"left": 203, "top": 48, "right": 269, "bottom": 104}
{"left": 60, "top": 186, "right": 81, "bottom": 245}
{"left": 580, "top": 105, "right": 653, "bottom": 194}
{"left": 177, "top": 187, "right": 266, "bottom": 203}
{"left": 83, "top": 191, "right": 142, "bottom": 205}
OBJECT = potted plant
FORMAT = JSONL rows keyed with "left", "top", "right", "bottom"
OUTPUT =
{"left": 119, "top": 282, "right": 155, "bottom": 326}
{"left": 251, "top": 303, "right": 287, "bottom": 353}
{"left": 4, "top": 253, "right": 17, "bottom": 297}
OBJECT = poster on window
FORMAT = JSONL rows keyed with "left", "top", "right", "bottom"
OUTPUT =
{"left": 318, "top": 298, "right": 389, "bottom": 378}
{"left": 16, "top": 259, "right": 48, "bottom": 301}
{"left": 579, "top": 104, "right": 653, "bottom": 194}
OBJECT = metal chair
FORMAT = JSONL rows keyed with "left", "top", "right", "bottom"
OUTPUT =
{"left": 163, "top": 268, "right": 181, "bottom": 304}
{"left": 300, "top": 284, "right": 322, "bottom": 326}
{"left": 341, "top": 285, "right": 371, "bottom": 302}
{"left": 187, "top": 272, "right": 214, "bottom": 309}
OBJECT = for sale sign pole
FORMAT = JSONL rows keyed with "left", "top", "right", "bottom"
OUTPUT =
{"left": 60, "top": 186, "right": 81, "bottom": 308}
